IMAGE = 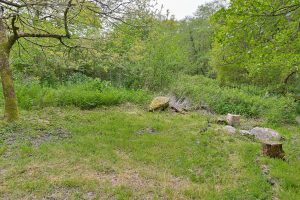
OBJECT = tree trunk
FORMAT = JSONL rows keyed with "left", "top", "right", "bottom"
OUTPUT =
{"left": 262, "top": 142, "right": 285, "bottom": 159}
{"left": 0, "top": 20, "right": 18, "bottom": 122}
{"left": 226, "top": 114, "right": 241, "bottom": 127}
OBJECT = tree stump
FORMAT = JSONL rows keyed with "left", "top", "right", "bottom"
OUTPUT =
{"left": 262, "top": 141, "right": 285, "bottom": 159}
{"left": 226, "top": 114, "right": 241, "bottom": 127}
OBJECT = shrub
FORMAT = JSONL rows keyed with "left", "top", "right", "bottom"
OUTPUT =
{"left": 170, "top": 75, "right": 296, "bottom": 124}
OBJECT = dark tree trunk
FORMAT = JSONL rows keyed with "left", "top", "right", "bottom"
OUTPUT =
{"left": 262, "top": 142, "right": 285, "bottom": 159}
{"left": 0, "top": 20, "right": 18, "bottom": 122}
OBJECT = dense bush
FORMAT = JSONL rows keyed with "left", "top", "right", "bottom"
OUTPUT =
{"left": 0, "top": 78, "right": 151, "bottom": 110}
{"left": 171, "top": 75, "right": 296, "bottom": 124}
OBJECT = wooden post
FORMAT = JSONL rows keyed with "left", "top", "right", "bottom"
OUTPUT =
{"left": 262, "top": 142, "right": 285, "bottom": 159}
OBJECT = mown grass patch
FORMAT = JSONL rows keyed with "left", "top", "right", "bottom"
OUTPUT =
{"left": 1, "top": 106, "right": 299, "bottom": 199}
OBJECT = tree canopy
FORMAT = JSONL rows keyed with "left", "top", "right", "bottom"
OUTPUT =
{"left": 211, "top": 0, "right": 300, "bottom": 90}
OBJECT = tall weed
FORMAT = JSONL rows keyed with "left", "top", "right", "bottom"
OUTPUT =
{"left": 171, "top": 75, "right": 296, "bottom": 124}
{"left": 0, "top": 79, "right": 151, "bottom": 110}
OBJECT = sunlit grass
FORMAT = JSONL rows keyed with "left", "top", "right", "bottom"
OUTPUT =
{"left": 0, "top": 106, "right": 299, "bottom": 199}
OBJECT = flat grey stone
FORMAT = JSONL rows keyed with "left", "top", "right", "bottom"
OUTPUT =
{"left": 250, "top": 127, "right": 282, "bottom": 142}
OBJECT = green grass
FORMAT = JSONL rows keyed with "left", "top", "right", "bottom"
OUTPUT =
{"left": 0, "top": 105, "right": 299, "bottom": 199}
{"left": 297, "top": 102, "right": 300, "bottom": 114}
{"left": 0, "top": 79, "right": 152, "bottom": 110}
{"left": 170, "top": 75, "right": 296, "bottom": 124}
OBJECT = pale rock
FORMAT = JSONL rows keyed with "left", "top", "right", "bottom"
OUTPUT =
{"left": 224, "top": 125, "right": 236, "bottom": 134}
{"left": 250, "top": 127, "right": 282, "bottom": 142}
{"left": 149, "top": 97, "right": 170, "bottom": 111}
{"left": 226, "top": 114, "right": 241, "bottom": 127}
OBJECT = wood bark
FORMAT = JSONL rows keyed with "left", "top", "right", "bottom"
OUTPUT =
{"left": 226, "top": 114, "right": 241, "bottom": 127}
{"left": 262, "top": 142, "right": 285, "bottom": 159}
{"left": 0, "top": 19, "right": 18, "bottom": 121}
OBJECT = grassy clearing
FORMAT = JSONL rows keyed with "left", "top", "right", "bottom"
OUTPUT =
{"left": 0, "top": 105, "right": 299, "bottom": 199}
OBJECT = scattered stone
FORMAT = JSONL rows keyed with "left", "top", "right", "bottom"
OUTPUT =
{"left": 250, "top": 127, "right": 282, "bottom": 142}
{"left": 257, "top": 160, "right": 280, "bottom": 200}
{"left": 224, "top": 125, "right": 236, "bottom": 134}
{"left": 170, "top": 106, "right": 184, "bottom": 113}
{"left": 170, "top": 106, "right": 184, "bottom": 114}
{"left": 149, "top": 97, "right": 170, "bottom": 112}
{"left": 260, "top": 164, "right": 278, "bottom": 186}
{"left": 240, "top": 130, "right": 252, "bottom": 136}
{"left": 169, "top": 96, "right": 190, "bottom": 113}
{"left": 262, "top": 141, "right": 285, "bottom": 159}
{"left": 226, "top": 114, "right": 241, "bottom": 127}
{"left": 137, "top": 127, "right": 158, "bottom": 135}
{"left": 261, "top": 164, "right": 269, "bottom": 176}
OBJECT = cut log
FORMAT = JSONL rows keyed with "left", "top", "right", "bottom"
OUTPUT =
{"left": 262, "top": 141, "right": 285, "bottom": 159}
{"left": 226, "top": 114, "right": 241, "bottom": 127}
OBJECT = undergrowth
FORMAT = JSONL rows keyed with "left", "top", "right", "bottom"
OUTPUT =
{"left": 0, "top": 78, "right": 151, "bottom": 110}
{"left": 170, "top": 75, "right": 296, "bottom": 124}
{"left": 0, "top": 74, "right": 296, "bottom": 124}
